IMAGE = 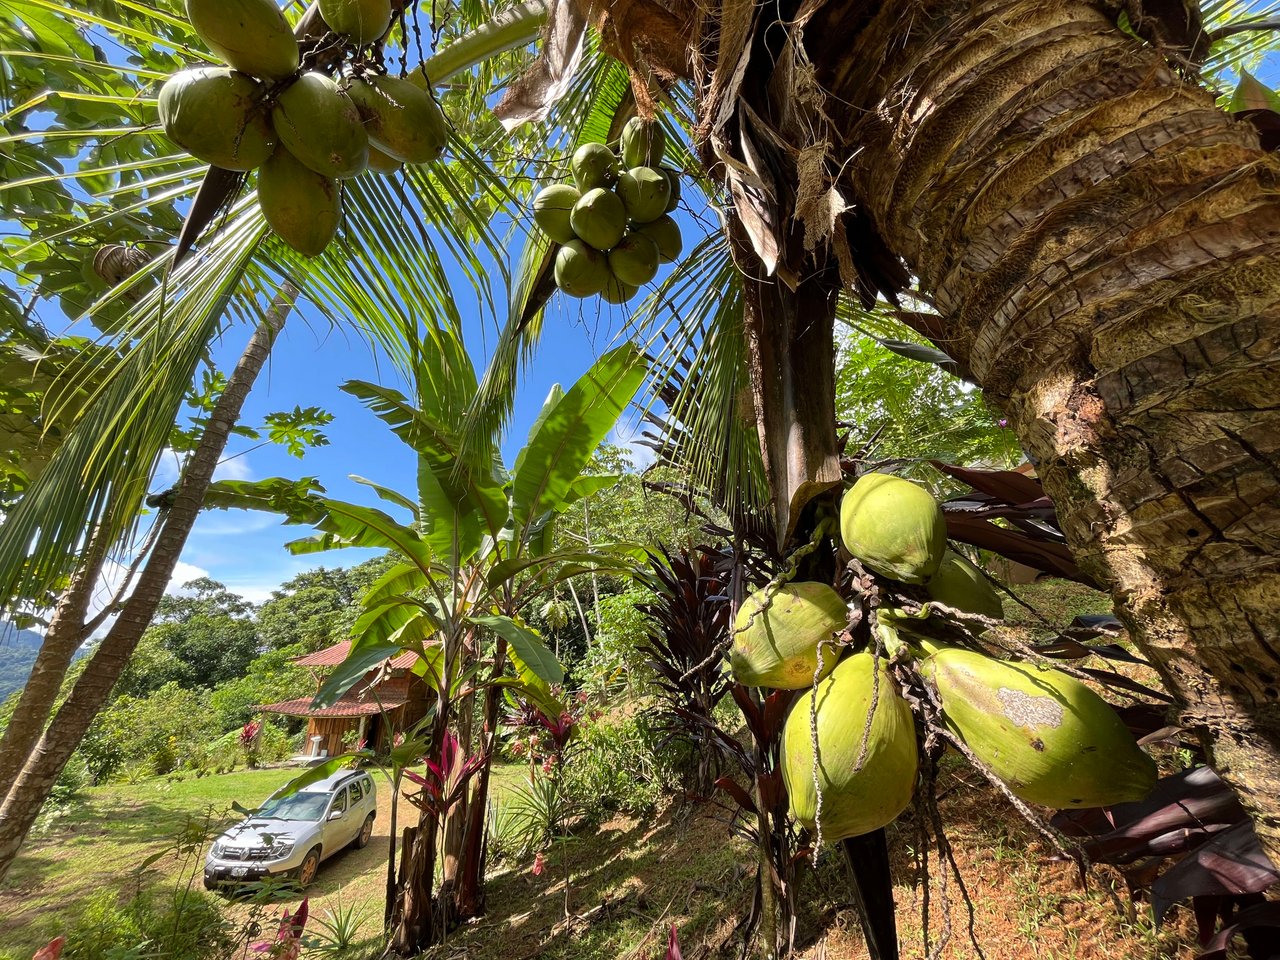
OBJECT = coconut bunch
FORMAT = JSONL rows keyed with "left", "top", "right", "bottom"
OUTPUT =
{"left": 158, "top": 0, "right": 447, "bottom": 257}
{"left": 729, "top": 471, "right": 1158, "bottom": 845}
{"left": 531, "top": 118, "right": 685, "bottom": 304}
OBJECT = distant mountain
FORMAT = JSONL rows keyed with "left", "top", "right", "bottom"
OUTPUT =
{"left": 0, "top": 621, "right": 45, "bottom": 702}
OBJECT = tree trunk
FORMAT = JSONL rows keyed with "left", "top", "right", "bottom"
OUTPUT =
{"left": 453, "top": 636, "right": 508, "bottom": 920}
{"left": 0, "top": 527, "right": 110, "bottom": 798}
{"left": 0, "top": 283, "right": 296, "bottom": 881}
{"left": 391, "top": 821, "right": 438, "bottom": 955}
{"left": 738, "top": 236, "right": 844, "bottom": 548}
{"left": 807, "top": 0, "right": 1280, "bottom": 858}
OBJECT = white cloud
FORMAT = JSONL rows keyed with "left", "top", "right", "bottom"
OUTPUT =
{"left": 213, "top": 454, "right": 253, "bottom": 482}
{"left": 610, "top": 415, "right": 657, "bottom": 472}
{"left": 168, "top": 561, "right": 212, "bottom": 592}
{"left": 82, "top": 557, "right": 211, "bottom": 640}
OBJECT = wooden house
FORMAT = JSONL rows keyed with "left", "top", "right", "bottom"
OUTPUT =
{"left": 255, "top": 640, "right": 430, "bottom": 759}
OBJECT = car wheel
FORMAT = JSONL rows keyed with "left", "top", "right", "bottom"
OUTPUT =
{"left": 352, "top": 813, "right": 375, "bottom": 850}
{"left": 295, "top": 847, "right": 321, "bottom": 888}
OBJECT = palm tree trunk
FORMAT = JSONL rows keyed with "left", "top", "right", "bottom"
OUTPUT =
{"left": 807, "top": 0, "right": 1280, "bottom": 858}
{"left": 0, "top": 283, "right": 297, "bottom": 881}
{"left": 0, "top": 527, "right": 110, "bottom": 796}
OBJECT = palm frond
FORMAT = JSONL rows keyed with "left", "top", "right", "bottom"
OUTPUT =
{"left": 0, "top": 2, "right": 548, "bottom": 609}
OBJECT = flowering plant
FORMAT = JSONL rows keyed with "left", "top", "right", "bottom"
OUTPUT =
{"left": 250, "top": 899, "right": 308, "bottom": 960}
{"left": 402, "top": 730, "right": 487, "bottom": 819}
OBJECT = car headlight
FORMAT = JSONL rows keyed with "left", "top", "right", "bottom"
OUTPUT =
{"left": 270, "top": 839, "right": 294, "bottom": 859}
{"left": 210, "top": 840, "right": 226, "bottom": 858}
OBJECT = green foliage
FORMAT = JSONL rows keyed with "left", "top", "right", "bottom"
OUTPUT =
{"left": 560, "top": 708, "right": 680, "bottom": 822}
{"left": 308, "top": 896, "right": 374, "bottom": 956}
{"left": 208, "top": 647, "right": 309, "bottom": 731}
{"left": 553, "top": 443, "right": 702, "bottom": 569}
{"left": 255, "top": 565, "right": 368, "bottom": 653}
{"left": 115, "top": 579, "right": 259, "bottom": 694}
{"left": 494, "top": 772, "right": 573, "bottom": 859}
{"left": 834, "top": 327, "right": 1021, "bottom": 475}
{"left": 59, "top": 887, "right": 233, "bottom": 960}
{"left": 576, "top": 587, "right": 657, "bottom": 697}
{"left": 83, "top": 681, "right": 215, "bottom": 781}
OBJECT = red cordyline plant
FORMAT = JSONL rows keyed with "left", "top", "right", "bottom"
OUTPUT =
{"left": 239, "top": 720, "right": 261, "bottom": 748}
{"left": 505, "top": 693, "right": 581, "bottom": 775}
{"left": 250, "top": 899, "right": 308, "bottom": 960}
{"left": 403, "top": 730, "right": 487, "bottom": 819}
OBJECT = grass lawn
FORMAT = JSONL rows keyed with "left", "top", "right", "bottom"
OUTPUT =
{"left": 0, "top": 762, "right": 529, "bottom": 957}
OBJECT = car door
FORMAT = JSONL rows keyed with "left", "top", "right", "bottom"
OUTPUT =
{"left": 322, "top": 789, "right": 350, "bottom": 854}
{"left": 347, "top": 781, "right": 370, "bottom": 832}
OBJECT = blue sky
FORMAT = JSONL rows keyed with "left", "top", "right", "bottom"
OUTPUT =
{"left": 154, "top": 258, "right": 663, "bottom": 606}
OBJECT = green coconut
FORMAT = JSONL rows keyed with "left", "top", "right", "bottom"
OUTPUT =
{"left": 258, "top": 145, "right": 342, "bottom": 257}
{"left": 619, "top": 116, "right": 666, "bottom": 168}
{"left": 782, "top": 653, "right": 919, "bottom": 841}
{"left": 601, "top": 275, "right": 638, "bottom": 305}
{"left": 927, "top": 550, "right": 1003, "bottom": 620}
{"left": 554, "top": 239, "right": 610, "bottom": 298}
{"left": 271, "top": 72, "right": 368, "bottom": 178}
{"left": 634, "top": 215, "right": 682, "bottom": 263}
{"left": 186, "top": 0, "right": 299, "bottom": 80}
{"left": 532, "top": 184, "right": 581, "bottom": 245}
{"left": 616, "top": 166, "right": 671, "bottom": 224}
{"left": 319, "top": 0, "right": 392, "bottom": 43}
{"left": 570, "top": 187, "right": 627, "bottom": 251}
{"left": 346, "top": 75, "right": 446, "bottom": 164}
{"left": 661, "top": 165, "right": 681, "bottom": 213}
{"left": 922, "top": 647, "right": 1157, "bottom": 809}
{"left": 840, "top": 472, "right": 946, "bottom": 584}
{"left": 365, "top": 144, "right": 402, "bottom": 175}
{"left": 607, "top": 231, "right": 659, "bottom": 287}
{"left": 731, "top": 582, "right": 847, "bottom": 689}
{"left": 158, "top": 68, "right": 276, "bottom": 171}
{"left": 571, "top": 142, "right": 619, "bottom": 191}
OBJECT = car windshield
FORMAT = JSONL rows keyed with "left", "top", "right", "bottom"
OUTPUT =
{"left": 254, "top": 791, "right": 332, "bottom": 822}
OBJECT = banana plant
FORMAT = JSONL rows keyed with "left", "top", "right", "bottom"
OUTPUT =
{"left": 258, "top": 328, "right": 645, "bottom": 949}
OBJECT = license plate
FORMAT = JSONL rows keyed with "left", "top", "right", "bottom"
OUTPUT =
{"left": 231, "top": 866, "right": 248, "bottom": 878}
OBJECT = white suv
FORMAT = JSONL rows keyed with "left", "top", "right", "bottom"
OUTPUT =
{"left": 204, "top": 769, "right": 377, "bottom": 889}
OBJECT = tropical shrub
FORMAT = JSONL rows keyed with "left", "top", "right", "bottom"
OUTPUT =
{"left": 561, "top": 707, "right": 682, "bottom": 821}
{"left": 60, "top": 887, "right": 233, "bottom": 960}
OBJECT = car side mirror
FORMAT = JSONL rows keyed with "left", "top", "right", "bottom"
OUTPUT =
{"left": 328, "top": 810, "right": 343, "bottom": 821}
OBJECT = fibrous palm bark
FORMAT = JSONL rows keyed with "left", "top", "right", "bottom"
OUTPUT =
{"left": 814, "top": 0, "right": 1280, "bottom": 860}
{"left": 577, "top": 0, "right": 1280, "bottom": 863}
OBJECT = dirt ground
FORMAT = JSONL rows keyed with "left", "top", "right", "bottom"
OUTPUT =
{"left": 415, "top": 764, "right": 1203, "bottom": 960}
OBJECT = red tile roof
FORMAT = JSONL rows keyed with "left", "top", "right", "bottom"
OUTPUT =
{"left": 292, "top": 640, "right": 418, "bottom": 670}
{"left": 255, "top": 689, "right": 410, "bottom": 718}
